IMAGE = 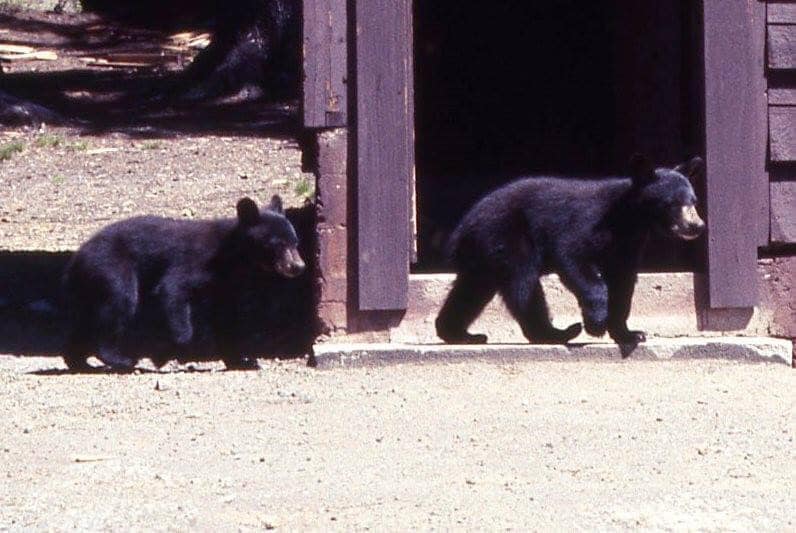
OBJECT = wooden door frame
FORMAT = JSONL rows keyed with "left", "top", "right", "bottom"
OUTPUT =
{"left": 701, "top": 0, "right": 767, "bottom": 308}
{"left": 303, "top": 1, "right": 767, "bottom": 315}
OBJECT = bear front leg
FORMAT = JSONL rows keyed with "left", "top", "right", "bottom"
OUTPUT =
{"left": 605, "top": 269, "right": 646, "bottom": 345}
{"left": 500, "top": 277, "right": 581, "bottom": 344}
{"left": 557, "top": 261, "right": 609, "bottom": 338}
{"left": 158, "top": 278, "right": 195, "bottom": 346}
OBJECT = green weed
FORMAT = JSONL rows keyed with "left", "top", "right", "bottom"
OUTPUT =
{"left": 0, "top": 141, "right": 25, "bottom": 162}
{"left": 65, "top": 140, "right": 89, "bottom": 151}
{"left": 140, "top": 140, "right": 162, "bottom": 150}
{"left": 34, "top": 133, "right": 62, "bottom": 148}
{"left": 294, "top": 178, "right": 314, "bottom": 200}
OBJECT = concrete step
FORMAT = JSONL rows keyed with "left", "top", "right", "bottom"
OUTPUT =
{"left": 312, "top": 337, "right": 793, "bottom": 369}
{"left": 390, "top": 273, "right": 785, "bottom": 343}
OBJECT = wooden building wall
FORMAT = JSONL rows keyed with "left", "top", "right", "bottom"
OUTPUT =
{"left": 767, "top": 2, "right": 796, "bottom": 244}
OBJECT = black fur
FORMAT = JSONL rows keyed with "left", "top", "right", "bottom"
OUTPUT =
{"left": 436, "top": 156, "right": 705, "bottom": 347}
{"left": 62, "top": 196, "right": 306, "bottom": 371}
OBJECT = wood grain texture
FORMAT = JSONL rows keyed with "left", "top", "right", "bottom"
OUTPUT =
{"left": 770, "top": 106, "right": 796, "bottom": 161}
{"left": 770, "top": 181, "right": 796, "bottom": 244}
{"left": 702, "top": 1, "right": 765, "bottom": 308}
{"left": 355, "top": 0, "right": 413, "bottom": 310}
{"left": 768, "top": 24, "right": 796, "bottom": 70}
{"left": 303, "top": 0, "right": 347, "bottom": 128}
{"left": 768, "top": 3, "right": 796, "bottom": 24}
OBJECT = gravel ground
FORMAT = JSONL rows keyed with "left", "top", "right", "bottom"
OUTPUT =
{"left": 0, "top": 355, "right": 792, "bottom": 531}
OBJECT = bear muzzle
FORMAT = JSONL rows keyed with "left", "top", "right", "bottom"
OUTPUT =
{"left": 671, "top": 205, "right": 705, "bottom": 240}
{"left": 274, "top": 246, "right": 306, "bottom": 278}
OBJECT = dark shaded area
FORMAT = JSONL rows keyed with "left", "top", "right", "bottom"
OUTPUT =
{"left": 80, "top": 0, "right": 216, "bottom": 30}
{"left": 414, "top": 1, "right": 704, "bottom": 272}
{"left": 0, "top": 69, "right": 299, "bottom": 137}
{"left": 0, "top": 2, "right": 301, "bottom": 135}
{"left": 0, "top": 204, "right": 320, "bottom": 364}
{"left": 167, "top": 0, "right": 301, "bottom": 103}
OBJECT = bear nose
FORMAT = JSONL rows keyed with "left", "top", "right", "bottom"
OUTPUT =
{"left": 279, "top": 247, "right": 305, "bottom": 278}
{"left": 288, "top": 261, "right": 305, "bottom": 277}
{"left": 675, "top": 205, "right": 705, "bottom": 240}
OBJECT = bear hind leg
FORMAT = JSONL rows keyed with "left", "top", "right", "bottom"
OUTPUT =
{"left": 435, "top": 272, "right": 495, "bottom": 344}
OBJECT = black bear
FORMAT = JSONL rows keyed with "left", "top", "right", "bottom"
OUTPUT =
{"left": 62, "top": 195, "right": 305, "bottom": 371}
{"left": 435, "top": 155, "right": 705, "bottom": 346}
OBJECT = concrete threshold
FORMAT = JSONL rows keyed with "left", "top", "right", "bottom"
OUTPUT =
{"left": 311, "top": 337, "right": 793, "bottom": 369}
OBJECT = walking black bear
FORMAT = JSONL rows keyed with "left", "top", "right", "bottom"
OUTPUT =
{"left": 62, "top": 196, "right": 305, "bottom": 371}
{"left": 435, "top": 155, "right": 705, "bottom": 346}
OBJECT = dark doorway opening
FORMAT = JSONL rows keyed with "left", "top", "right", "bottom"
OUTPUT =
{"left": 414, "top": 1, "right": 703, "bottom": 271}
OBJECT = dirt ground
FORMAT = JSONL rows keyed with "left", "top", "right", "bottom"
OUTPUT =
{"left": 0, "top": 5, "right": 313, "bottom": 251}
{"left": 0, "top": 355, "right": 793, "bottom": 531}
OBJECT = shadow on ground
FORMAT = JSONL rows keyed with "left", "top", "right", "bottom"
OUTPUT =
{"left": 0, "top": 10, "right": 299, "bottom": 138}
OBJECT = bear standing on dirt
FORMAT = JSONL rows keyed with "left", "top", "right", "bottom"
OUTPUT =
{"left": 435, "top": 155, "right": 705, "bottom": 347}
{"left": 62, "top": 196, "right": 305, "bottom": 371}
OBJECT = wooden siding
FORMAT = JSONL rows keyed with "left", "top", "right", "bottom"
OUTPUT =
{"left": 767, "top": 3, "right": 796, "bottom": 245}
{"left": 303, "top": 0, "right": 347, "bottom": 128}
{"left": 702, "top": 1, "right": 766, "bottom": 308}
{"left": 768, "top": 2, "right": 796, "bottom": 24}
{"left": 355, "top": 0, "right": 413, "bottom": 310}
{"left": 768, "top": 25, "right": 796, "bottom": 70}
{"left": 771, "top": 182, "right": 796, "bottom": 244}
{"left": 769, "top": 107, "right": 796, "bottom": 161}
{"left": 769, "top": 87, "right": 796, "bottom": 105}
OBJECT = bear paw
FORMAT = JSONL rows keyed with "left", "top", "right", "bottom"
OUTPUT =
{"left": 439, "top": 332, "right": 488, "bottom": 345}
{"left": 609, "top": 329, "right": 646, "bottom": 345}
{"left": 584, "top": 319, "right": 607, "bottom": 338}
{"left": 530, "top": 323, "right": 582, "bottom": 344}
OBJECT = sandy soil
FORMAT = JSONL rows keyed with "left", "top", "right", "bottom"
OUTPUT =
{"left": 0, "top": 355, "right": 793, "bottom": 531}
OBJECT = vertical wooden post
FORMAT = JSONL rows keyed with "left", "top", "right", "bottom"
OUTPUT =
{"left": 354, "top": 0, "right": 414, "bottom": 310}
{"left": 303, "top": 0, "right": 347, "bottom": 128}
{"left": 702, "top": 1, "right": 766, "bottom": 308}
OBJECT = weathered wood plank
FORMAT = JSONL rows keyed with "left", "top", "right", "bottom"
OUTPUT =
{"left": 302, "top": 0, "right": 347, "bottom": 128}
{"left": 770, "top": 106, "right": 796, "bottom": 161}
{"left": 769, "top": 87, "right": 796, "bottom": 105}
{"left": 356, "top": 0, "right": 413, "bottom": 310}
{"left": 702, "top": 1, "right": 765, "bottom": 308}
{"left": 768, "top": 3, "right": 796, "bottom": 24}
{"left": 768, "top": 24, "right": 796, "bottom": 70}
{"left": 771, "top": 181, "right": 796, "bottom": 243}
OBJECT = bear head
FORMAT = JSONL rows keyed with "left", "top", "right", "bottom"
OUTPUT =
{"left": 235, "top": 195, "right": 306, "bottom": 278}
{"left": 629, "top": 154, "right": 706, "bottom": 241}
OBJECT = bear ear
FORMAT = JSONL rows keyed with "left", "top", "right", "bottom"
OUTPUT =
{"left": 629, "top": 153, "right": 655, "bottom": 185}
{"left": 236, "top": 197, "right": 260, "bottom": 226}
{"left": 268, "top": 194, "right": 284, "bottom": 215}
{"left": 674, "top": 156, "right": 704, "bottom": 181}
